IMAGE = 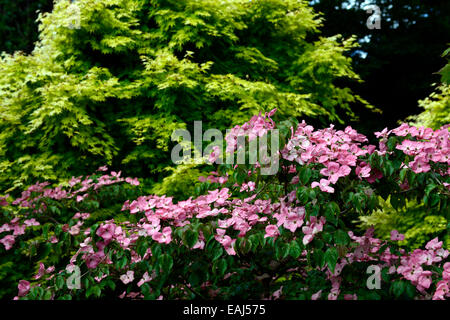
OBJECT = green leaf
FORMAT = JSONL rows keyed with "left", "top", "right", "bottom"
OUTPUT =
{"left": 334, "top": 230, "right": 350, "bottom": 245}
{"left": 324, "top": 202, "right": 339, "bottom": 225}
{"left": 115, "top": 256, "right": 128, "bottom": 269}
{"left": 105, "top": 280, "right": 116, "bottom": 291}
{"left": 296, "top": 187, "right": 309, "bottom": 204}
{"left": 184, "top": 229, "right": 199, "bottom": 248}
{"left": 151, "top": 243, "right": 162, "bottom": 260}
{"left": 299, "top": 167, "right": 312, "bottom": 185}
{"left": 43, "top": 290, "right": 53, "bottom": 300}
{"left": 313, "top": 249, "right": 325, "bottom": 268}
{"left": 86, "top": 286, "right": 101, "bottom": 298}
{"left": 405, "top": 282, "right": 417, "bottom": 299}
{"left": 289, "top": 240, "right": 302, "bottom": 259}
{"left": 247, "top": 234, "right": 260, "bottom": 251}
{"left": 425, "top": 183, "right": 437, "bottom": 196}
{"left": 399, "top": 168, "right": 408, "bottom": 182}
{"left": 275, "top": 242, "right": 289, "bottom": 260}
{"left": 159, "top": 254, "right": 173, "bottom": 273}
{"left": 188, "top": 271, "right": 202, "bottom": 287}
{"left": 212, "top": 247, "right": 224, "bottom": 262}
{"left": 430, "top": 194, "right": 440, "bottom": 207}
{"left": 56, "top": 276, "right": 65, "bottom": 290}
{"left": 141, "top": 283, "right": 151, "bottom": 298}
{"left": 391, "top": 280, "right": 406, "bottom": 298}
{"left": 214, "top": 259, "right": 227, "bottom": 277}
{"left": 322, "top": 232, "right": 333, "bottom": 244}
{"left": 324, "top": 247, "right": 338, "bottom": 273}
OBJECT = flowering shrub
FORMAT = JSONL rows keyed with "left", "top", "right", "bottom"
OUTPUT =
{"left": 1, "top": 110, "right": 449, "bottom": 300}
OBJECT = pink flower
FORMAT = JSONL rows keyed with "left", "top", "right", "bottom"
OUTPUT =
{"left": 49, "top": 236, "right": 58, "bottom": 243}
{"left": 264, "top": 225, "right": 280, "bottom": 238}
{"left": 208, "top": 146, "right": 221, "bottom": 164}
{"left": 320, "top": 162, "right": 350, "bottom": 183}
{"left": 34, "top": 262, "right": 49, "bottom": 280}
{"left": 18, "top": 280, "right": 31, "bottom": 297}
{"left": 95, "top": 273, "right": 108, "bottom": 283}
{"left": 390, "top": 230, "right": 405, "bottom": 241}
{"left": 137, "top": 271, "right": 152, "bottom": 287}
{"left": 328, "top": 287, "right": 340, "bottom": 300}
{"left": 120, "top": 271, "right": 134, "bottom": 284}
{"left": 356, "top": 164, "right": 371, "bottom": 179}
{"left": 96, "top": 223, "right": 116, "bottom": 242}
{"left": 69, "top": 222, "right": 82, "bottom": 236}
{"left": 396, "top": 140, "right": 418, "bottom": 156}
{"left": 141, "top": 223, "right": 160, "bottom": 237}
{"left": 125, "top": 177, "right": 140, "bottom": 186}
{"left": 272, "top": 286, "right": 283, "bottom": 300}
{"left": 152, "top": 227, "right": 172, "bottom": 244}
{"left": 409, "top": 156, "right": 430, "bottom": 173}
{"left": 24, "top": 219, "right": 40, "bottom": 227}
{"left": 302, "top": 216, "right": 326, "bottom": 245}
{"left": 417, "top": 271, "right": 432, "bottom": 289}
{"left": 0, "top": 235, "right": 15, "bottom": 250}
{"left": 215, "top": 230, "right": 237, "bottom": 255}
{"left": 0, "top": 194, "right": 9, "bottom": 206}
{"left": 86, "top": 252, "right": 104, "bottom": 269}
{"left": 392, "top": 123, "right": 412, "bottom": 136}
{"left": 311, "top": 179, "right": 334, "bottom": 193}
{"left": 76, "top": 194, "right": 88, "bottom": 202}
{"left": 432, "top": 281, "right": 449, "bottom": 300}
{"left": 311, "top": 290, "right": 322, "bottom": 300}
{"left": 366, "top": 168, "right": 383, "bottom": 183}
{"left": 284, "top": 218, "right": 304, "bottom": 233}
{"left": 425, "top": 238, "right": 443, "bottom": 250}
{"left": 224, "top": 239, "right": 237, "bottom": 255}
{"left": 443, "top": 262, "right": 450, "bottom": 281}
{"left": 374, "top": 128, "right": 391, "bottom": 139}
{"left": 240, "top": 181, "right": 256, "bottom": 192}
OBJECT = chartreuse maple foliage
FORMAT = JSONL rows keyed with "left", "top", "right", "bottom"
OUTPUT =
{"left": 0, "top": 111, "right": 449, "bottom": 300}
{"left": 0, "top": 0, "right": 374, "bottom": 194}
{"left": 358, "top": 197, "right": 449, "bottom": 251}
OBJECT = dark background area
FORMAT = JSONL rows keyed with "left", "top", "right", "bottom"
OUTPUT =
{"left": 312, "top": 0, "right": 450, "bottom": 134}
{"left": 1, "top": 0, "right": 449, "bottom": 135}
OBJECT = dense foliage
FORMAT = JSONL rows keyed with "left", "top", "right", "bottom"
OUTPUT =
{"left": 0, "top": 0, "right": 449, "bottom": 302}
{"left": 1, "top": 111, "right": 448, "bottom": 300}
{"left": 0, "top": 0, "right": 376, "bottom": 195}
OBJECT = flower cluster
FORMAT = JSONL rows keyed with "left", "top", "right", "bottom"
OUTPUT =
{"left": 377, "top": 123, "right": 449, "bottom": 175}
{"left": 1, "top": 111, "right": 449, "bottom": 301}
{"left": 281, "top": 122, "right": 379, "bottom": 193}
{"left": 0, "top": 167, "right": 140, "bottom": 252}
{"left": 225, "top": 109, "right": 276, "bottom": 154}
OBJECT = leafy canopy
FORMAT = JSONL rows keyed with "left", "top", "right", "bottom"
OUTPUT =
{"left": 0, "top": 0, "right": 374, "bottom": 194}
